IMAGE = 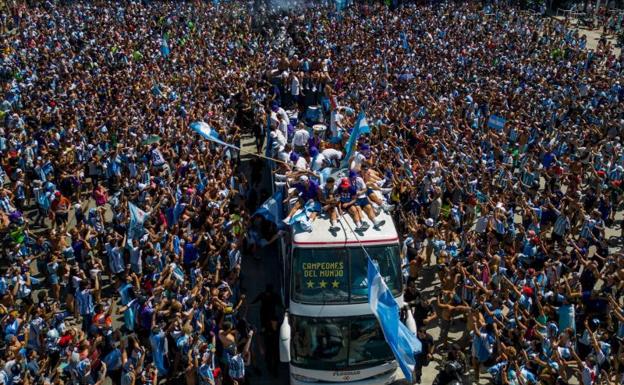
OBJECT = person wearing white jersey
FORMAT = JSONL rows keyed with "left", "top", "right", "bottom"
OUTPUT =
{"left": 321, "top": 148, "right": 343, "bottom": 168}
{"left": 291, "top": 123, "right": 310, "bottom": 155}
{"left": 309, "top": 147, "right": 326, "bottom": 172}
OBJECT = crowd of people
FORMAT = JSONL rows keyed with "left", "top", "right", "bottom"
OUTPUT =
{"left": 0, "top": 0, "right": 623, "bottom": 385}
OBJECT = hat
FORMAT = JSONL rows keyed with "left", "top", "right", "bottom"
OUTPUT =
{"left": 309, "top": 147, "right": 319, "bottom": 157}
{"left": 425, "top": 218, "right": 434, "bottom": 227}
{"left": 348, "top": 169, "right": 358, "bottom": 179}
{"left": 289, "top": 152, "right": 300, "bottom": 162}
{"left": 340, "top": 178, "right": 350, "bottom": 188}
{"left": 522, "top": 286, "right": 534, "bottom": 296}
{"left": 299, "top": 175, "right": 309, "bottom": 183}
{"left": 596, "top": 170, "right": 606, "bottom": 177}
{"left": 54, "top": 191, "right": 61, "bottom": 197}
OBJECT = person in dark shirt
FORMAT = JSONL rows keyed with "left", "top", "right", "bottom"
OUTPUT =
{"left": 404, "top": 281, "right": 437, "bottom": 329}
{"left": 251, "top": 284, "right": 283, "bottom": 331}
{"left": 283, "top": 175, "right": 321, "bottom": 222}
{"left": 335, "top": 178, "right": 367, "bottom": 231}
{"left": 252, "top": 285, "right": 283, "bottom": 378}
{"left": 414, "top": 328, "right": 434, "bottom": 384}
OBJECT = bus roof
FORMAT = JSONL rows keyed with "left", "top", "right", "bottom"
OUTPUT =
{"left": 292, "top": 210, "right": 399, "bottom": 247}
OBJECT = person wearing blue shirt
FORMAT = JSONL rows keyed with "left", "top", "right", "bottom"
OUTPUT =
{"left": 75, "top": 276, "right": 99, "bottom": 333}
{"left": 470, "top": 313, "right": 496, "bottom": 383}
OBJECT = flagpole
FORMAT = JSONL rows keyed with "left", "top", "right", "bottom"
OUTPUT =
{"left": 237, "top": 146, "right": 290, "bottom": 166}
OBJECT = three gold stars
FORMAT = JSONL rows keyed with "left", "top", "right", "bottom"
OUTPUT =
{"left": 306, "top": 280, "right": 341, "bottom": 289}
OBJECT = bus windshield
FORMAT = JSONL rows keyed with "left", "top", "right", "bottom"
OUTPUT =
{"left": 292, "top": 245, "right": 402, "bottom": 304}
{"left": 290, "top": 315, "right": 394, "bottom": 371}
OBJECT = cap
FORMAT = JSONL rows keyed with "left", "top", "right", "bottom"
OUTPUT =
{"left": 425, "top": 218, "right": 434, "bottom": 227}
{"left": 299, "top": 175, "right": 309, "bottom": 183}
{"left": 340, "top": 178, "right": 350, "bottom": 188}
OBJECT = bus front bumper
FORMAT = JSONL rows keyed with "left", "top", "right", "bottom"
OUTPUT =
{"left": 290, "top": 363, "right": 404, "bottom": 384}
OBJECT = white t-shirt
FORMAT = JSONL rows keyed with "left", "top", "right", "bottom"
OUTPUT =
{"left": 310, "top": 153, "right": 326, "bottom": 171}
{"left": 270, "top": 111, "right": 280, "bottom": 129}
{"left": 353, "top": 176, "right": 367, "bottom": 198}
{"left": 278, "top": 118, "right": 289, "bottom": 139}
{"left": 277, "top": 107, "right": 289, "bottom": 122}
{"left": 294, "top": 157, "right": 308, "bottom": 171}
{"left": 291, "top": 76, "right": 300, "bottom": 96}
{"left": 270, "top": 130, "right": 286, "bottom": 153}
{"left": 330, "top": 110, "right": 343, "bottom": 137}
{"left": 322, "top": 149, "right": 343, "bottom": 162}
{"left": 292, "top": 129, "right": 310, "bottom": 147}
{"left": 349, "top": 152, "right": 367, "bottom": 171}
{"left": 278, "top": 150, "right": 290, "bottom": 164}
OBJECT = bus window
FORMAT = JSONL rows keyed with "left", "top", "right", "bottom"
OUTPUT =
{"left": 291, "top": 315, "right": 393, "bottom": 371}
{"left": 350, "top": 245, "right": 402, "bottom": 302}
{"left": 348, "top": 317, "right": 392, "bottom": 366}
{"left": 292, "top": 245, "right": 402, "bottom": 304}
{"left": 292, "top": 248, "right": 349, "bottom": 303}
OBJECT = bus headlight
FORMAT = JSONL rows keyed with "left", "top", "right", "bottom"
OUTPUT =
{"left": 292, "top": 373, "right": 319, "bottom": 382}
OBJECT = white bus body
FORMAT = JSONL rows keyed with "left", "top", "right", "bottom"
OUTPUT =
{"left": 280, "top": 209, "right": 405, "bottom": 385}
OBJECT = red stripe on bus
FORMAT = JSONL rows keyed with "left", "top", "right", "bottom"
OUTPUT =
{"left": 293, "top": 237, "right": 399, "bottom": 246}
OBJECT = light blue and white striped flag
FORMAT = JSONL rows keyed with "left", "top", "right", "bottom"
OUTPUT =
{"left": 487, "top": 115, "right": 506, "bottom": 131}
{"left": 128, "top": 202, "right": 148, "bottom": 240}
{"left": 254, "top": 190, "right": 283, "bottom": 224}
{"left": 368, "top": 257, "right": 421, "bottom": 382}
{"left": 191, "top": 121, "right": 239, "bottom": 149}
{"left": 341, "top": 111, "right": 369, "bottom": 168}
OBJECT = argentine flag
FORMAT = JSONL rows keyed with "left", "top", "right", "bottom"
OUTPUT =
{"left": 341, "top": 111, "right": 370, "bottom": 168}
{"left": 487, "top": 115, "right": 506, "bottom": 131}
{"left": 128, "top": 202, "right": 148, "bottom": 240}
{"left": 191, "top": 121, "right": 239, "bottom": 150}
{"left": 254, "top": 190, "right": 283, "bottom": 224}
{"left": 368, "top": 257, "right": 421, "bottom": 382}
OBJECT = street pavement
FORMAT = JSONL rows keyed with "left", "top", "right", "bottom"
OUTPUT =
{"left": 553, "top": 15, "right": 622, "bottom": 54}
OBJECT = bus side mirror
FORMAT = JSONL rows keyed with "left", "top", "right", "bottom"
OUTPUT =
{"left": 280, "top": 311, "right": 291, "bottom": 363}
